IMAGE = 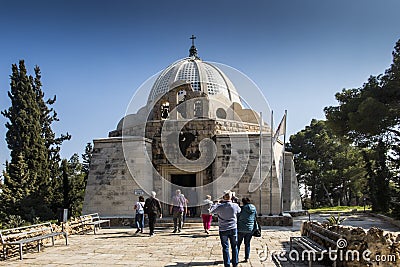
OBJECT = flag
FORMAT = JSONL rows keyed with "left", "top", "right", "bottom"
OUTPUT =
{"left": 273, "top": 113, "right": 286, "bottom": 144}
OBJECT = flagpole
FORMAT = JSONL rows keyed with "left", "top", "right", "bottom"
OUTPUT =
{"left": 269, "top": 110, "right": 273, "bottom": 216}
{"left": 279, "top": 110, "right": 287, "bottom": 216}
{"left": 259, "top": 111, "right": 262, "bottom": 216}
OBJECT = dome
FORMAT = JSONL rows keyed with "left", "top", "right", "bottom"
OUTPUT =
{"left": 148, "top": 52, "right": 241, "bottom": 105}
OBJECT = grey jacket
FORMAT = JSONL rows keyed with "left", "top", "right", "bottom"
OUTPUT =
{"left": 200, "top": 199, "right": 213, "bottom": 214}
{"left": 210, "top": 201, "right": 241, "bottom": 231}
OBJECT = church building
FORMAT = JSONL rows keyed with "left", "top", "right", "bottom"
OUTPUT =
{"left": 83, "top": 37, "right": 302, "bottom": 219}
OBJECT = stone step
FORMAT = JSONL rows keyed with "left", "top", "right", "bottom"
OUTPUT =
{"left": 156, "top": 217, "right": 217, "bottom": 228}
{"left": 156, "top": 222, "right": 204, "bottom": 228}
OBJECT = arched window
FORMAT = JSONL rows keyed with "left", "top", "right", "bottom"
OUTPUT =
{"left": 177, "top": 90, "right": 187, "bottom": 104}
{"left": 194, "top": 100, "right": 203, "bottom": 117}
{"left": 161, "top": 102, "right": 170, "bottom": 119}
{"left": 216, "top": 108, "right": 227, "bottom": 119}
{"left": 177, "top": 91, "right": 187, "bottom": 118}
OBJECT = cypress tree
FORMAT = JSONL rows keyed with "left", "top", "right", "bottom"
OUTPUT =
{"left": 1, "top": 60, "right": 70, "bottom": 222}
{"left": 82, "top": 142, "right": 93, "bottom": 186}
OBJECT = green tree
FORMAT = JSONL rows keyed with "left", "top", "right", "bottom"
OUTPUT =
{"left": 61, "top": 154, "right": 86, "bottom": 217}
{"left": 1, "top": 156, "right": 29, "bottom": 217}
{"left": 82, "top": 142, "right": 93, "bottom": 187}
{"left": 1, "top": 60, "right": 70, "bottom": 222}
{"left": 288, "top": 119, "right": 366, "bottom": 208}
{"left": 324, "top": 40, "right": 400, "bottom": 213}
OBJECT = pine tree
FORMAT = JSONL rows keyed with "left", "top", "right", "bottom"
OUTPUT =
{"left": 325, "top": 40, "right": 400, "bottom": 213}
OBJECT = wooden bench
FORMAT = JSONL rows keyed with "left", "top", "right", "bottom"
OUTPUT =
{"left": 0, "top": 222, "right": 68, "bottom": 260}
{"left": 290, "top": 222, "right": 342, "bottom": 267}
{"left": 79, "top": 213, "right": 110, "bottom": 234}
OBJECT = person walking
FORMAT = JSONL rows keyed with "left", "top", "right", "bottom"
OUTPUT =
{"left": 187, "top": 188, "right": 198, "bottom": 217}
{"left": 181, "top": 194, "right": 189, "bottom": 228}
{"left": 210, "top": 190, "right": 241, "bottom": 267}
{"left": 144, "top": 191, "right": 162, "bottom": 236}
{"left": 237, "top": 197, "right": 257, "bottom": 263}
{"left": 200, "top": 195, "right": 213, "bottom": 234}
{"left": 170, "top": 189, "right": 187, "bottom": 233}
{"left": 134, "top": 196, "right": 145, "bottom": 233}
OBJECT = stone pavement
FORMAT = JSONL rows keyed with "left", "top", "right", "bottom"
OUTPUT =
{"left": 2, "top": 213, "right": 399, "bottom": 267}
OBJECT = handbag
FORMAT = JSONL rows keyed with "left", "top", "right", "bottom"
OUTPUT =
{"left": 252, "top": 219, "right": 261, "bottom": 237}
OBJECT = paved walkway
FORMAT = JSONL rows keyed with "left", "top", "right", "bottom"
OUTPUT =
{"left": 2, "top": 213, "right": 399, "bottom": 267}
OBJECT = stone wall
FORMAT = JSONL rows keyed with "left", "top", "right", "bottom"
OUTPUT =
{"left": 88, "top": 104, "right": 302, "bottom": 217}
{"left": 214, "top": 134, "right": 280, "bottom": 215}
{"left": 258, "top": 214, "right": 293, "bottom": 226}
{"left": 82, "top": 137, "right": 153, "bottom": 217}
{"left": 282, "top": 152, "right": 303, "bottom": 211}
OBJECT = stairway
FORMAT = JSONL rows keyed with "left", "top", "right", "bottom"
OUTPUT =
{"left": 155, "top": 217, "right": 217, "bottom": 228}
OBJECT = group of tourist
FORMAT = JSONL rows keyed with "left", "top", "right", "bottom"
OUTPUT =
{"left": 133, "top": 189, "right": 258, "bottom": 266}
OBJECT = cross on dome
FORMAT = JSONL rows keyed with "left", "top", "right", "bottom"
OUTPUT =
{"left": 190, "top": 35, "right": 196, "bottom": 46}
{"left": 189, "top": 34, "right": 199, "bottom": 59}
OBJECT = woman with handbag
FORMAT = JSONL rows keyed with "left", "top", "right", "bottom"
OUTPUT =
{"left": 237, "top": 197, "right": 258, "bottom": 263}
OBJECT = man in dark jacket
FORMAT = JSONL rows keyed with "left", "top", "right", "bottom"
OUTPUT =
{"left": 144, "top": 191, "right": 162, "bottom": 236}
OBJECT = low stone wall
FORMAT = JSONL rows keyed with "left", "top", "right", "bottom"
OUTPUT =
{"left": 258, "top": 214, "right": 293, "bottom": 226}
{"left": 60, "top": 217, "right": 134, "bottom": 235}
{"left": 286, "top": 210, "right": 307, "bottom": 217}
{"left": 105, "top": 217, "right": 133, "bottom": 227}
{"left": 1, "top": 223, "right": 67, "bottom": 260}
{"left": 301, "top": 221, "right": 400, "bottom": 267}
{"left": 58, "top": 217, "right": 89, "bottom": 235}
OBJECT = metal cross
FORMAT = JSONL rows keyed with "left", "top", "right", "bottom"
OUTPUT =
{"left": 190, "top": 35, "right": 196, "bottom": 46}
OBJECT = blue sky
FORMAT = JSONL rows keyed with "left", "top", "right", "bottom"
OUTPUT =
{"left": 1, "top": 0, "right": 400, "bottom": 171}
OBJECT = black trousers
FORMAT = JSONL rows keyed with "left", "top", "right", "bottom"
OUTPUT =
{"left": 148, "top": 213, "right": 157, "bottom": 234}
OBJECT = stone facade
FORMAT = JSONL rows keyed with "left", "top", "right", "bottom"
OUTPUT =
{"left": 83, "top": 105, "right": 302, "bottom": 217}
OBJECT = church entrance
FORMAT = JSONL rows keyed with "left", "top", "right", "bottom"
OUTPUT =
{"left": 171, "top": 174, "right": 196, "bottom": 187}
{"left": 170, "top": 174, "right": 198, "bottom": 217}
{"left": 160, "top": 167, "right": 205, "bottom": 217}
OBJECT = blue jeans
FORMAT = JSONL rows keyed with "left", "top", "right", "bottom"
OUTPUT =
{"left": 238, "top": 232, "right": 253, "bottom": 260}
{"left": 219, "top": 229, "right": 238, "bottom": 267}
{"left": 135, "top": 213, "right": 144, "bottom": 230}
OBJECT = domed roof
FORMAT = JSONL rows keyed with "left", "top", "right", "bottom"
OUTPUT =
{"left": 147, "top": 40, "right": 241, "bottom": 105}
